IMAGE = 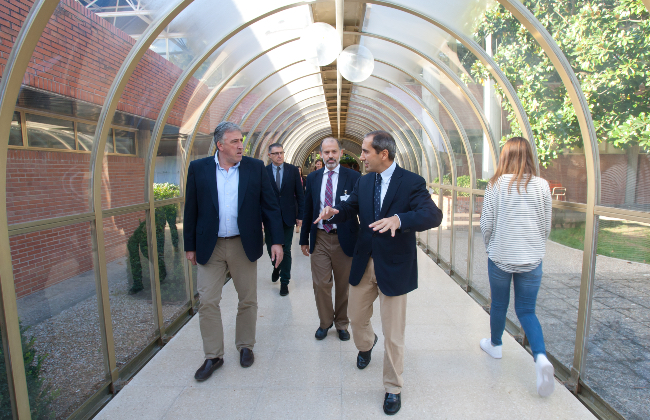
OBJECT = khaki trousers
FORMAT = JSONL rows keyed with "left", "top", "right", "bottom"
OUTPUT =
{"left": 349, "top": 258, "right": 407, "bottom": 394}
{"left": 310, "top": 229, "right": 352, "bottom": 330}
{"left": 197, "top": 236, "right": 257, "bottom": 359}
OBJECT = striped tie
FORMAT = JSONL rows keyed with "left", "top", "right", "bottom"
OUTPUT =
{"left": 323, "top": 171, "right": 334, "bottom": 233}
{"left": 374, "top": 173, "right": 382, "bottom": 221}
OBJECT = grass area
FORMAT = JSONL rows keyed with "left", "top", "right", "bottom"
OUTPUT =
{"left": 549, "top": 219, "right": 650, "bottom": 264}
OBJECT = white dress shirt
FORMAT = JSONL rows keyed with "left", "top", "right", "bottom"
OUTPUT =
{"left": 319, "top": 165, "right": 339, "bottom": 229}
{"left": 215, "top": 153, "right": 240, "bottom": 237}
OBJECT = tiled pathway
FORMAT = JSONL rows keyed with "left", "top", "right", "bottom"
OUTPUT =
{"left": 96, "top": 234, "right": 595, "bottom": 419}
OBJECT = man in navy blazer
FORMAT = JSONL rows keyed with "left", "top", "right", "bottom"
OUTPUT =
{"left": 300, "top": 137, "right": 360, "bottom": 341}
{"left": 316, "top": 131, "right": 442, "bottom": 415}
{"left": 184, "top": 122, "right": 284, "bottom": 382}
{"left": 265, "top": 143, "right": 304, "bottom": 296}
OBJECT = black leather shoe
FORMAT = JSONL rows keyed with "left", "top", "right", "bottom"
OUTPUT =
{"left": 194, "top": 357, "right": 223, "bottom": 381}
{"left": 271, "top": 268, "right": 280, "bottom": 283}
{"left": 383, "top": 393, "right": 401, "bottom": 415}
{"left": 280, "top": 283, "right": 289, "bottom": 296}
{"left": 240, "top": 348, "right": 254, "bottom": 368}
{"left": 357, "top": 334, "right": 378, "bottom": 369}
{"left": 315, "top": 323, "right": 333, "bottom": 340}
{"left": 338, "top": 329, "right": 350, "bottom": 341}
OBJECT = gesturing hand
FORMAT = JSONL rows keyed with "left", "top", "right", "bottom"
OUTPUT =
{"left": 271, "top": 244, "right": 284, "bottom": 268}
{"left": 314, "top": 206, "right": 339, "bottom": 224}
{"left": 369, "top": 215, "right": 401, "bottom": 237}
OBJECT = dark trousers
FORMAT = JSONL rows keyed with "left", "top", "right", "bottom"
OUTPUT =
{"left": 265, "top": 223, "right": 294, "bottom": 284}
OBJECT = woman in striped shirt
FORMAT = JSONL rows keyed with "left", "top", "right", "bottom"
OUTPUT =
{"left": 479, "top": 137, "right": 555, "bottom": 397}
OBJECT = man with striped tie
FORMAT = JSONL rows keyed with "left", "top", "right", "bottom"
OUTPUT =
{"left": 300, "top": 137, "right": 360, "bottom": 341}
{"left": 315, "top": 131, "right": 442, "bottom": 415}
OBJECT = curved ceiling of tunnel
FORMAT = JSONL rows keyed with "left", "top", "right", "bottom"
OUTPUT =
{"left": 1, "top": 0, "right": 600, "bottom": 197}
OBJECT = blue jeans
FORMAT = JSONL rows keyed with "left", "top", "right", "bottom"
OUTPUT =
{"left": 487, "top": 258, "right": 546, "bottom": 358}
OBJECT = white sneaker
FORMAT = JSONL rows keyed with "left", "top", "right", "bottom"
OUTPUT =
{"left": 480, "top": 338, "right": 502, "bottom": 359}
{"left": 535, "top": 354, "right": 555, "bottom": 397}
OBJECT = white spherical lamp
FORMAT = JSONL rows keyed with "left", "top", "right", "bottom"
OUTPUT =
{"left": 300, "top": 22, "right": 341, "bottom": 67}
{"left": 338, "top": 44, "right": 374, "bottom": 83}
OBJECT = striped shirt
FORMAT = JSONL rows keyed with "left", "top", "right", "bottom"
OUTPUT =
{"left": 480, "top": 174, "right": 552, "bottom": 273}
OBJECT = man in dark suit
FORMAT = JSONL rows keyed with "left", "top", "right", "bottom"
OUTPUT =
{"left": 266, "top": 143, "right": 304, "bottom": 296}
{"left": 184, "top": 122, "right": 284, "bottom": 382}
{"left": 300, "top": 137, "right": 360, "bottom": 341}
{"left": 316, "top": 131, "right": 443, "bottom": 415}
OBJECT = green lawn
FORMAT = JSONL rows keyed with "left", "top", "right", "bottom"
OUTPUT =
{"left": 549, "top": 219, "right": 650, "bottom": 264}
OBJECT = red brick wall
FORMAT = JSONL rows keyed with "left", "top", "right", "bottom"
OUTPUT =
{"left": 6, "top": 149, "right": 145, "bottom": 225}
{"left": 9, "top": 211, "right": 144, "bottom": 298}
{"left": 0, "top": 0, "right": 212, "bottom": 131}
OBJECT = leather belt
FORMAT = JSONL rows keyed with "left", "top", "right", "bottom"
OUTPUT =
{"left": 221, "top": 235, "right": 240, "bottom": 239}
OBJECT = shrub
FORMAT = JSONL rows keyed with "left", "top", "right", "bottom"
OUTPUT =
{"left": 0, "top": 324, "right": 58, "bottom": 420}
{"left": 431, "top": 175, "right": 489, "bottom": 196}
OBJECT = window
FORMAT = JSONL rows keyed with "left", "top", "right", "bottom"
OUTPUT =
{"left": 115, "top": 130, "right": 136, "bottom": 155}
{"left": 9, "top": 112, "right": 23, "bottom": 146}
{"left": 11, "top": 110, "right": 137, "bottom": 155}
{"left": 26, "top": 113, "right": 75, "bottom": 150}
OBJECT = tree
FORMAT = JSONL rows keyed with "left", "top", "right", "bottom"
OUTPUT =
{"left": 460, "top": 0, "right": 650, "bottom": 167}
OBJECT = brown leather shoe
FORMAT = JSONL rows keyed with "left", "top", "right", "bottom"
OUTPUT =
{"left": 240, "top": 348, "right": 254, "bottom": 367}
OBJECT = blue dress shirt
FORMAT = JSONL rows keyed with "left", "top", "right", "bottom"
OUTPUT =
{"left": 215, "top": 153, "right": 240, "bottom": 237}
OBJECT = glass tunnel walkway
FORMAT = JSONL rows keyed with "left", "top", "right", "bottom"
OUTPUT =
{"left": 0, "top": 0, "right": 649, "bottom": 419}
{"left": 95, "top": 243, "right": 594, "bottom": 420}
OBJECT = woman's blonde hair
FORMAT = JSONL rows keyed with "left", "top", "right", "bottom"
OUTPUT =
{"left": 489, "top": 137, "right": 537, "bottom": 193}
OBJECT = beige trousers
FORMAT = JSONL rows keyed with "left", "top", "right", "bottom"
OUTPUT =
{"left": 310, "top": 230, "right": 352, "bottom": 330}
{"left": 197, "top": 236, "right": 257, "bottom": 359}
{"left": 349, "top": 258, "right": 407, "bottom": 394}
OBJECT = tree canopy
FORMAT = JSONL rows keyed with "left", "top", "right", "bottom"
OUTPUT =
{"left": 460, "top": 0, "right": 650, "bottom": 167}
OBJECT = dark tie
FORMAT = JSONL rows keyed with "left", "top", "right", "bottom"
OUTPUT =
{"left": 323, "top": 171, "right": 334, "bottom": 233}
{"left": 275, "top": 166, "right": 281, "bottom": 189}
{"left": 374, "top": 173, "right": 382, "bottom": 221}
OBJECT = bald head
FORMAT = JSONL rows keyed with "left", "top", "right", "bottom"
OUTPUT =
{"left": 320, "top": 137, "right": 343, "bottom": 170}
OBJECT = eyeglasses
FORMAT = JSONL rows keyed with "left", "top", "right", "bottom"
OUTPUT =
{"left": 270, "top": 151, "right": 284, "bottom": 155}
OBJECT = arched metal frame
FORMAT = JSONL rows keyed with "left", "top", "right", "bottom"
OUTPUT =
{"left": 0, "top": 0, "right": 627, "bottom": 418}
{"left": 293, "top": 131, "right": 366, "bottom": 168}
{"left": 286, "top": 117, "right": 374, "bottom": 160}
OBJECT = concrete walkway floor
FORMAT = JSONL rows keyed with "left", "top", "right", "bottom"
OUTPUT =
{"left": 96, "top": 234, "right": 596, "bottom": 420}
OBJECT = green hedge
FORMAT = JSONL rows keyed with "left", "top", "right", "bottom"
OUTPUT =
{"left": 0, "top": 324, "right": 58, "bottom": 419}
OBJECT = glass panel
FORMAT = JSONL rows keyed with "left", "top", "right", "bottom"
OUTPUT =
{"left": 115, "top": 130, "right": 136, "bottom": 155}
{"left": 9, "top": 111, "right": 22, "bottom": 146}
{"left": 453, "top": 191, "right": 469, "bottom": 281}
{"left": 11, "top": 222, "right": 108, "bottom": 419}
{"left": 101, "top": 121, "right": 150, "bottom": 210}
{"left": 159, "top": 202, "right": 189, "bottom": 329}
{"left": 471, "top": 194, "right": 489, "bottom": 299}
{"left": 584, "top": 216, "right": 650, "bottom": 419}
{"left": 77, "top": 122, "right": 97, "bottom": 152}
{"left": 25, "top": 113, "right": 75, "bottom": 150}
{"left": 537, "top": 208, "right": 585, "bottom": 370}
{"left": 104, "top": 211, "right": 156, "bottom": 368}
{"left": 439, "top": 189, "right": 452, "bottom": 265}
{"left": 427, "top": 189, "right": 440, "bottom": 257}
{"left": 105, "top": 129, "right": 115, "bottom": 154}
{"left": 0, "top": 331, "right": 9, "bottom": 418}
{"left": 600, "top": 144, "right": 650, "bottom": 213}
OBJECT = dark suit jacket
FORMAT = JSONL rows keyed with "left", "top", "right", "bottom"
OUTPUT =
{"left": 300, "top": 166, "right": 361, "bottom": 257}
{"left": 184, "top": 156, "right": 284, "bottom": 265}
{"left": 330, "top": 165, "right": 443, "bottom": 296}
{"left": 266, "top": 163, "right": 305, "bottom": 227}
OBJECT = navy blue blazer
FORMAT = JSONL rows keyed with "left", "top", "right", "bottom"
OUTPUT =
{"left": 184, "top": 156, "right": 284, "bottom": 265}
{"left": 300, "top": 166, "right": 361, "bottom": 257}
{"left": 266, "top": 162, "right": 305, "bottom": 227}
{"left": 330, "top": 165, "right": 443, "bottom": 296}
